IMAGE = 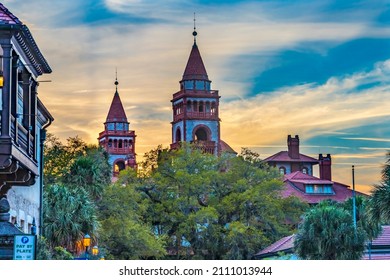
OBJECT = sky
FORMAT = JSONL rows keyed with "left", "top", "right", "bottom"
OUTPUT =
{"left": 2, "top": 0, "right": 390, "bottom": 194}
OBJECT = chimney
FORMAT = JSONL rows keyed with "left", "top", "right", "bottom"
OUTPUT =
{"left": 319, "top": 154, "right": 332, "bottom": 181}
{"left": 287, "top": 135, "right": 300, "bottom": 159}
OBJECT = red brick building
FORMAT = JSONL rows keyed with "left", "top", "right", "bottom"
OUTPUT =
{"left": 264, "top": 135, "right": 365, "bottom": 204}
{"left": 98, "top": 78, "right": 136, "bottom": 176}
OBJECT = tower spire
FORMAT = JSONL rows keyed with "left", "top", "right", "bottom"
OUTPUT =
{"left": 193, "top": 12, "right": 197, "bottom": 45}
{"left": 115, "top": 67, "right": 118, "bottom": 93}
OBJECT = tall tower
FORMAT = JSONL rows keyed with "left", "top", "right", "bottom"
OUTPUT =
{"left": 170, "top": 21, "right": 221, "bottom": 155}
{"left": 98, "top": 78, "right": 136, "bottom": 176}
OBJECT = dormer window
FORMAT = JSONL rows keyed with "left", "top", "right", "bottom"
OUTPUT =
{"left": 302, "top": 167, "right": 308, "bottom": 174}
{"left": 279, "top": 166, "right": 286, "bottom": 175}
{"left": 305, "top": 184, "right": 333, "bottom": 194}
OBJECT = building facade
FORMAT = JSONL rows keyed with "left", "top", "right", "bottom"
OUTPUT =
{"left": 98, "top": 78, "right": 136, "bottom": 177}
{"left": 170, "top": 28, "right": 221, "bottom": 155}
{"left": 264, "top": 135, "right": 364, "bottom": 204}
{"left": 170, "top": 27, "right": 235, "bottom": 155}
{"left": 0, "top": 3, "right": 53, "bottom": 259}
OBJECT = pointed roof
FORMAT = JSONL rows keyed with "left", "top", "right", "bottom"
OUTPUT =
{"left": 182, "top": 42, "right": 209, "bottom": 81}
{"left": 264, "top": 151, "right": 319, "bottom": 163}
{"left": 106, "top": 89, "right": 128, "bottom": 123}
{"left": 0, "top": 3, "right": 51, "bottom": 75}
{"left": 0, "top": 3, "right": 22, "bottom": 25}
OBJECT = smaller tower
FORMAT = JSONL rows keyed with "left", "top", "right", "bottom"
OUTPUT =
{"left": 98, "top": 77, "right": 136, "bottom": 176}
{"left": 170, "top": 17, "right": 221, "bottom": 155}
{"left": 288, "top": 135, "right": 300, "bottom": 159}
{"left": 319, "top": 154, "right": 332, "bottom": 181}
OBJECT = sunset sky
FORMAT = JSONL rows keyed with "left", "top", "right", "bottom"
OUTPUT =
{"left": 3, "top": 0, "right": 390, "bottom": 194}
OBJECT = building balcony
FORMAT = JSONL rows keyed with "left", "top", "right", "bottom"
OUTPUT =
{"left": 106, "top": 147, "right": 134, "bottom": 155}
{"left": 173, "top": 112, "right": 219, "bottom": 122}
{"left": 99, "top": 130, "right": 135, "bottom": 139}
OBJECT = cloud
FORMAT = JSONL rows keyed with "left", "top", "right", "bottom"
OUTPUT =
{"left": 2, "top": 0, "right": 389, "bottom": 193}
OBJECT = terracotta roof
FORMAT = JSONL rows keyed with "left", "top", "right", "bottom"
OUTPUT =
{"left": 255, "top": 225, "right": 390, "bottom": 260}
{"left": 371, "top": 225, "right": 390, "bottom": 246}
{"left": 219, "top": 140, "right": 237, "bottom": 154}
{"left": 106, "top": 90, "right": 128, "bottom": 123}
{"left": 264, "top": 151, "right": 319, "bottom": 163}
{"left": 182, "top": 43, "right": 209, "bottom": 81}
{"left": 282, "top": 171, "right": 366, "bottom": 204}
{"left": 254, "top": 235, "right": 295, "bottom": 258}
{"left": 0, "top": 4, "right": 22, "bottom": 25}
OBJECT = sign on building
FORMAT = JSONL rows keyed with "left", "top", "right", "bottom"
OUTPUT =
{"left": 13, "top": 235, "right": 36, "bottom": 260}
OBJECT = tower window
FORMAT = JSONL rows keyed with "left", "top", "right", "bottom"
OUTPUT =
{"left": 195, "top": 81, "right": 204, "bottom": 90}
{"left": 114, "top": 161, "right": 126, "bottom": 173}
{"left": 184, "top": 80, "right": 194, "bottom": 90}
{"left": 195, "top": 128, "right": 208, "bottom": 141}
{"left": 176, "top": 128, "right": 181, "bottom": 142}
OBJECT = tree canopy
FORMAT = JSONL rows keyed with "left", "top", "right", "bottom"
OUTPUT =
{"left": 368, "top": 152, "right": 390, "bottom": 224}
{"left": 294, "top": 200, "right": 366, "bottom": 260}
{"left": 99, "top": 144, "right": 307, "bottom": 259}
{"left": 42, "top": 135, "right": 111, "bottom": 255}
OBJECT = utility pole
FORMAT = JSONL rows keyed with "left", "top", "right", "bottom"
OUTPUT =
{"left": 352, "top": 165, "right": 357, "bottom": 234}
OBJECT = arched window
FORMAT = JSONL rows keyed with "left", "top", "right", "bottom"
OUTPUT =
{"left": 176, "top": 128, "right": 181, "bottom": 143}
{"left": 302, "top": 167, "right": 308, "bottom": 174}
{"left": 195, "top": 128, "right": 208, "bottom": 141}
{"left": 279, "top": 166, "right": 286, "bottom": 175}
{"left": 193, "top": 101, "right": 198, "bottom": 112}
{"left": 114, "top": 139, "right": 118, "bottom": 148}
{"left": 108, "top": 139, "right": 113, "bottom": 147}
{"left": 118, "top": 139, "right": 123, "bottom": 148}
{"left": 114, "top": 161, "right": 126, "bottom": 173}
{"left": 199, "top": 102, "right": 204, "bottom": 112}
{"left": 187, "top": 101, "right": 192, "bottom": 112}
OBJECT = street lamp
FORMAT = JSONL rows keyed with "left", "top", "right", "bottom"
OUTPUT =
{"left": 92, "top": 245, "right": 99, "bottom": 257}
{"left": 83, "top": 233, "right": 91, "bottom": 260}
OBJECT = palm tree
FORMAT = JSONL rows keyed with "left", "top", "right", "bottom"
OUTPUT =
{"left": 43, "top": 184, "right": 99, "bottom": 252}
{"left": 368, "top": 152, "right": 390, "bottom": 224}
{"left": 294, "top": 201, "right": 366, "bottom": 260}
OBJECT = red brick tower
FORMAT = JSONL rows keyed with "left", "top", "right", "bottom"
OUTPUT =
{"left": 98, "top": 78, "right": 136, "bottom": 176}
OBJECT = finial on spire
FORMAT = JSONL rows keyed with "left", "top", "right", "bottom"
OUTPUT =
{"left": 192, "top": 12, "right": 197, "bottom": 44}
{"left": 115, "top": 67, "right": 119, "bottom": 93}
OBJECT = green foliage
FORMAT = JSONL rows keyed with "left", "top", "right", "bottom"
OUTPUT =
{"left": 42, "top": 134, "right": 111, "bottom": 255}
{"left": 64, "top": 146, "right": 111, "bottom": 200}
{"left": 294, "top": 201, "right": 366, "bottom": 260}
{"left": 98, "top": 176, "right": 167, "bottom": 259}
{"left": 100, "top": 143, "right": 306, "bottom": 260}
{"left": 36, "top": 236, "right": 52, "bottom": 260}
{"left": 367, "top": 152, "right": 390, "bottom": 224}
{"left": 43, "top": 184, "right": 99, "bottom": 251}
{"left": 52, "top": 247, "right": 74, "bottom": 260}
{"left": 44, "top": 134, "right": 87, "bottom": 185}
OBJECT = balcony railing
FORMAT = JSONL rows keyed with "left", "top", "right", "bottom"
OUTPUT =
{"left": 99, "top": 130, "right": 135, "bottom": 138}
{"left": 106, "top": 147, "right": 134, "bottom": 155}
{"left": 173, "top": 112, "right": 218, "bottom": 122}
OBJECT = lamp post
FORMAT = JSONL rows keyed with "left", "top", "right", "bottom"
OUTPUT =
{"left": 92, "top": 245, "right": 99, "bottom": 258}
{"left": 83, "top": 234, "right": 91, "bottom": 260}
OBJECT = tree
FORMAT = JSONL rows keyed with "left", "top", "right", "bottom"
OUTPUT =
{"left": 98, "top": 170, "right": 167, "bottom": 259}
{"left": 101, "top": 144, "right": 307, "bottom": 259}
{"left": 43, "top": 184, "right": 99, "bottom": 252}
{"left": 64, "top": 146, "right": 111, "bottom": 200}
{"left": 368, "top": 152, "right": 390, "bottom": 224}
{"left": 294, "top": 201, "right": 366, "bottom": 260}
{"left": 44, "top": 134, "right": 88, "bottom": 185}
{"left": 42, "top": 135, "right": 111, "bottom": 256}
